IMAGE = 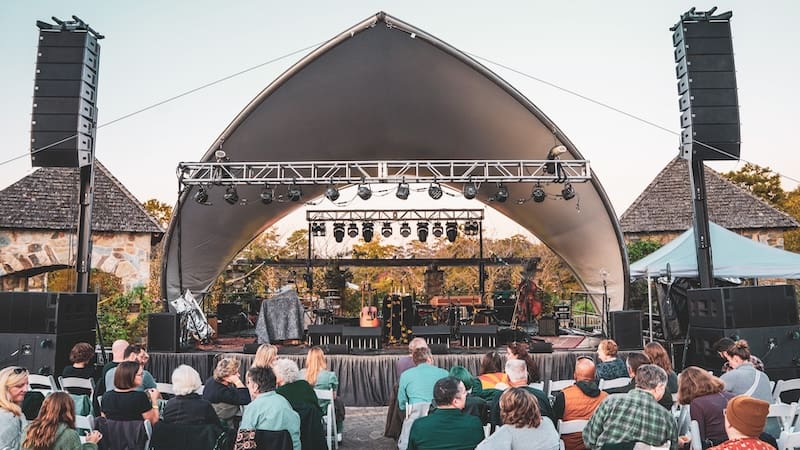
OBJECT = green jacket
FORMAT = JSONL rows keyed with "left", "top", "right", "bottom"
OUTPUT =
{"left": 22, "top": 423, "right": 98, "bottom": 450}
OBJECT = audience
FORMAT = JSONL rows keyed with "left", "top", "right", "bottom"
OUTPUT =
{"left": 505, "top": 342, "right": 540, "bottom": 383}
{"left": 718, "top": 340, "right": 772, "bottom": 403}
{"left": 22, "top": 391, "right": 102, "bottom": 450}
{"left": 552, "top": 356, "right": 608, "bottom": 450}
{"left": 240, "top": 366, "right": 301, "bottom": 450}
{"left": 162, "top": 365, "right": 220, "bottom": 425}
{"left": 602, "top": 352, "right": 650, "bottom": 396}
{"left": 61, "top": 342, "right": 97, "bottom": 381}
{"left": 0, "top": 366, "right": 29, "bottom": 449}
{"left": 397, "top": 346, "right": 449, "bottom": 450}
{"left": 708, "top": 396, "right": 772, "bottom": 450}
{"left": 477, "top": 387, "right": 560, "bottom": 450}
{"left": 252, "top": 344, "right": 278, "bottom": 369}
{"left": 100, "top": 361, "right": 160, "bottom": 425}
{"left": 96, "top": 339, "right": 128, "bottom": 397}
{"left": 274, "top": 358, "right": 320, "bottom": 409}
{"left": 407, "top": 376, "right": 485, "bottom": 450}
{"left": 105, "top": 344, "right": 157, "bottom": 392}
{"left": 583, "top": 364, "right": 678, "bottom": 450}
{"left": 478, "top": 351, "right": 508, "bottom": 390}
{"left": 595, "top": 339, "right": 628, "bottom": 381}
{"left": 397, "top": 338, "right": 429, "bottom": 377}
{"left": 677, "top": 366, "right": 734, "bottom": 448}
{"left": 490, "top": 359, "right": 553, "bottom": 428}
{"left": 449, "top": 365, "right": 489, "bottom": 425}
{"left": 203, "top": 357, "right": 251, "bottom": 425}
{"left": 301, "top": 346, "right": 345, "bottom": 440}
{"left": 713, "top": 338, "right": 764, "bottom": 374}
{"left": 644, "top": 342, "right": 678, "bottom": 399}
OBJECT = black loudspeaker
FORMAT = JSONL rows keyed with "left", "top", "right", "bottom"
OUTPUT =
{"left": 0, "top": 331, "right": 95, "bottom": 376}
{"left": 610, "top": 310, "right": 643, "bottom": 350}
{"left": 688, "top": 285, "right": 798, "bottom": 329}
{"left": 148, "top": 313, "right": 179, "bottom": 353}
{"left": 30, "top": 28, "right": 100, "bottom": 168}
{"left": 242, "top": 343, "right": 260, "bottom": 354}
{"left": 688, "top": 326, "right": 800, "bottom": 376}
{"left": 0, "top": 292, "right": 97, "bottom": 334}
{"left": 320, "top": 344, "right": 349, "bottom": 355}
{"left": 341, "top": 327, "right": 382, "bottom": 350}
{"left": 460, "top": 325, "right": 498, "bottom": 348}
{"left": 307, "top": 325, "right": 342, "bottom": 346}
{"left": 529, "top": 340, "right": 554, "bottom": 353}
{"left": 411, "top": 326, "right": 451, "bottom": 346}
{"left": 538, "top": 316, "right": 559, "bottom": 337}
{"left": 672, "top": 12, "right": 740, "bottom": 161}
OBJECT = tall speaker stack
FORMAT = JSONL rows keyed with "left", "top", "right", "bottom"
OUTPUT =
{"left": 672, "top": 9, "right": 740, "bottom": 161}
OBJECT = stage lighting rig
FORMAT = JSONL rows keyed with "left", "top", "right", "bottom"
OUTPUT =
{"left": 333, "top": 223, "right": 345, "bottom": 242}
{"left": 463, "top": 181, "right": 478, "bottom": 199}
{"left": 223, "top": 186, "right": 239, "bottom": 205}
{"left": 432, "top": 222, "right": 444, "bottom": 238}
{"left": 399, "top": 222, "right": 412, "bottom": 237}
{"left": 464, "top": 221, "right": 479, "bottom": 236}
{"left": 396, "top": 180, "right": 410, "bottom": 200}
{"left": 287, "top": 184, "right": 303, "bottom": 202}
{"left": 490, "top": 184, "right": 509, "bottom": 203}
{"left": 194, "top": 187, "right": 209, "bottom": 204}
{"left": 381, "top": 222, "right": 393, "bottom": 238}
{"left": 311, "top": 223, "right": 326, "bottom": 237}
{"left": 417, "top": 222, "right": 429, "bottom": 242}
{"left": 531, "top": 184, "right": 546, "bottom": 203}
{"left": 260, "top": 185, "right": 274, "bottom": 204}
{"left": 325, "top": 185, "right": 340, "bottom": 202}
{"left": 561, "top": 183, "right": 576, "bottom": 200}
{"left": 347, "top": 223, "right": 359, "bottom": 238}
{"left": 428, "top": 182, "right": 443, "bottom": 200}
{"left": 357, "top": 180, "right": 372, "bottom": 200}
{"left": 445, "top": 222, "right": 458, "bottom": 242}
{"left": 362, "top": 222, "right": 374, "bottom": 242}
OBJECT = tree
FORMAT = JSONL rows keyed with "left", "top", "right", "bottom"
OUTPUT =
{"left": 723, "top": 163, "right": 785, "bottom": 206}
{"left": 142, "top": 199, "right": 172, "bottom": 228}
{"left": 783, "top": 187, "right": 800, "bottom": 253}
{"left": 627, "top": 240, "right": 662, "bottom": 262}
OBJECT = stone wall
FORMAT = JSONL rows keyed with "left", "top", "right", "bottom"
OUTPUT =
{"left": 0, "top": 229, "right": 154, "bottom": 291}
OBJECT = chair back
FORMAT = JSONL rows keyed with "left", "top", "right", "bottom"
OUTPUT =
{"left": 59, "top": 376, "right": 95, "bottom": 395}
{"left": 315, "top": 388, "right": 338, "bottom": 449}
{"left": 769, "top": 402, "right": 799, "bottom": 433}
{"left": 75, "top": 414, "right": 94, "bottom": 432}
{"left": 95, "top": 416, "right": 149, "bottom": 450}
{"left": 774, "top": 379, "right": 800, "bottom": 404}
{"left": 529, "top": 382, "right": 544, "bottom": 391}
{"left": 150, "top": 421, "right": 227, "bottom": 450}
{"left": 599, "top": 377, "right": 631, "bottom": 390}
{"left": 254, "top": 429, "right": 293, "bottom": 450}
{"left": 547, "top": 379, "right": 576, "bottom": 397}
{"left": 557, "top": 419, "right": 589, "bottom": 435}
{"left": 689, "top": 420, "right": 703, "bottom": 450}
{"left": 28, "top": 374, "right": 58, "bottom": 394}
{"left": 778, "top": 430, "right": 800, "bottom": 450}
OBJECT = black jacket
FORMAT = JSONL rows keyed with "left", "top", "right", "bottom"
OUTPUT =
{"left": 162, "top": 393, "right": 220, "bottom": 426}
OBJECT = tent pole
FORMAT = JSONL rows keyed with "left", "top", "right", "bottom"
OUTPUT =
{"left": 647, "top": 275, "right": 654, "bottom": 344}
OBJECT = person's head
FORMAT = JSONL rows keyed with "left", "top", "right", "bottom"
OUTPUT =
{"left": 253, "top": 344, "right": 277, "bottom": 369}
{"left": 725, "top": 340, "right": 752, "bottom": 368}
{"left": 246, "top": 366, "right": 277, "bottom": 396}
{"left": 412, "top": 346, "right": 433, "bottom": 365}
{"left": 272, "top": 358, "right": 300, "bottom": 386}
{"left": 408, "top": 337, "right": 428, "bottom": 355}
{"left": 0, "top": 366, "right": 29, "bottom": 416}
{"left": 111, "top": 339, "right": 129, "bottom": 362}
{"left": 677, "top": 366, "right": 724, "bottom": 405}
{"left": 480, "top": 351, "right": 503, "bottom": 375}
{"left": 214, "top": 357, "right": 242, "bottom": 382}
{"left": 634, "top": 364, "right": 668, "bottom": 400}
{"left": 713, "top": 337, "right": 735, "bottom": 359}
{"left": 597, "top": 339, "right": 619, "bottom": 361}
{"left": 69, "top": 342, "right": 95, "bottom": 366}
{"left": 432, "top": 376, "right": 466, "bottom": 409}
{"left": 724, "top": 395, "right": 770, "bottom": 438}
{"left": 172, "top": 364, "right": 203, "bottom": 396}
{"left": 505, "top": 359, "right": 528, "bottom": 384}
{"left": 22, "top": 392, "right": 75, "bottom": 450}
{"left": 448, "top": 366, "right": 475, "bottom": 392}
{"left": 574, "top": 356, "right": 596, "bottom": 382}
{"left": 499, "top": 387, "right": 542, "bottom": 429}
{"left": 625, "top": 352, "right": 651, "bottom": 378}
{"left": 506, "top": 341, "right": 529, "bottom": 360}
{"left": 644, "top": 342, "right": 673, "bottom": 372}
{"left": 123, "top": 344, "right": 144, "bottom": 362}
{"left": 305, "top": 346, "right": 328, "bottom": 385}
{"left": 114, "top": 361, "right": 143, "bottom": 390}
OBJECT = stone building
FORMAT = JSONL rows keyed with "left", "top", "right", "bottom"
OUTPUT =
{"left": 620, "top": 158, "right": 799, "bottom": 247}
{"left": 0, "top": 162, "right": 164, "bottom": 291}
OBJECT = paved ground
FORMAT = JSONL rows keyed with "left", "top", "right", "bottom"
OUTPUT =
{"left": 341, "top": 406, "right": 397, "bottom": 449}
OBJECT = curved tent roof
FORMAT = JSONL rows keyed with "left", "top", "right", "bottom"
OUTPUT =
{"left": 161, "top": 12, "right": 629, "bottom": 309}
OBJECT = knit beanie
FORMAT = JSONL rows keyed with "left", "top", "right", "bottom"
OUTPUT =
{"left": 726, "top": 395, "right": 769, "bottom": 437}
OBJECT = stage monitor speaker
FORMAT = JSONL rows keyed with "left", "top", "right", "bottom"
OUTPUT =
{"left": 411, "top": 326, "right": 450, "bottom": 346}
{"left": 610, "top": 310, "right": 643, "bottom": 350}
{"left": 341, "top": 327, "right": 382, "bottom": 350}
{"left": 460, "top": 325, "right": 498, "bottom": 348}
{"left": 0, "top": 331, "right": 95, "bottom": 376}
{"left": 429, "top": 343, "right": 449, "bottom": 355}
{"left": 31, "top": 28, "right": 100, "bottom": 168}
{"left": 320, "top": 344, "right": 349, "bottom": 355}
{"left": 688, "top": 325, "right": 800, "bottom": 377}
{"left": 307, "top": 325, "right": 342, "bottom": 346}
{"left": 242, "top": 343, "right": 260, "bottom": 354}
{"left": 538, "top": 316, "right": 559, "bottom": 337}
{"left": 529, "top": 340, "right": 554, "bottom": 353}
{"left": 0, "top": 292, "right": 97, "bottom": 335}
{"left": 688, "top": 285, "right": 798, "bottom": 329}
{"left": 148, "top": 313, "right": 179, "bottom": 353}
{"left": 672, "top": 12, "right": 740, "bottom": 161}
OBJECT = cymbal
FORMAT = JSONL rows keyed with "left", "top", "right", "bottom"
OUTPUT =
{"left": 313, "top": 309, "right": 333, "bottom": 315}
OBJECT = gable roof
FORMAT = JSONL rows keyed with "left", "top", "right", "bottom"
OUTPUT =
{"left": 620, "top": 158, "right": 799, "bottom": 233}
{"left": 0, "top": 161, "right": 164, "bottom": 235}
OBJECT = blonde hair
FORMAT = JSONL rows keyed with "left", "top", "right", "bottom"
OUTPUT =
{"left": 214, "top": 357, "right": 241, "bottom": 381}
{"left": 252, "top": 344, "right": 277, "bottom": 369}
{"left": 305, "top": 346, "right": 328, "bottom": 385}
{"left": 0, "top": 367, "right": 28, "bottom": 416}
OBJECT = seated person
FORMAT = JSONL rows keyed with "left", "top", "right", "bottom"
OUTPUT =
{"left": 708, "top": 396, "right": 773, "bottom": 450}
{"left": 203, "top": 357, "right": 251, "bottom": 424}
{"left": 490, "top": 359, "right": 553, "bottom": 428}
{"left": 449, "top": 365, "right": 489, "bottom": 425}
{"left": 478, "top": 351, "right": 508, "bottom": 390}
{"left": 477, "top": 388, "right": 560, "bottom": 450}
{"left": 407, "top": 376, "right": 484, "bottom": 450}
{"left": 552, "top": 357, "right": 607, "bottom": 450}
{"left": 240, "top": 366, "right": 301, "bottom": 450}
{"left": 61, "top": 342, "right": 97, "bottom": 396}
{"left": 595, "top": 339, "right": 628, "bottom": 381}
{"left": 100, "top": 361, "right": 160, "bottom": 425}
{"left": 105, "top": 344, "right": 157, "bottom": 392}
{"left": 274, "top": 359, "right": 319, "bottom": 409}
{"left": 162, "top": 365, "right": 220, "bottom": 426}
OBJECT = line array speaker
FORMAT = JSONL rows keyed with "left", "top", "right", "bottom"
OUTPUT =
{"left": 0, "top": 292, "right": 97, "bottom": 334}
{"left": 688, "top": 285, "right": 798, "bottom": 329}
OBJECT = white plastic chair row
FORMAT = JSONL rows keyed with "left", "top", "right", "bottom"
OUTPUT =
{"left": 28, "top": 374, "right": 58, "bottom": 395}
{"left": 557, "top": 419, "right": 588, "bottom": 450}
{"left": 547, "top": 379, "right": 576, "bottom": 398}
{"left": 769, "top": 402, "right": 799, "bottom": 433}
{"left": 315, "top": 388, "right": 338, "bottom": 450}
{"left": 598, "top": 377, "right": 631, "bottom": 390}
{"left": 773, "top": 379, "right": 800, "bottom": 404}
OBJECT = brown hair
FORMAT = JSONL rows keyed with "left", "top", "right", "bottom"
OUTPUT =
{"left": 114, "top": 361, "right": 141, "bottom": 390}
{"left": 23, "top": 391, "right": 75, "bottom": 449}
{"left": 726, "top": 340, "right": 751, "bottom": 360}
{"left": 599, "top": 339, "right": 619, "bottom": 357}
{"left": 480, "top": 351, "right": 503, "bottom": 375}
{"left": 69, "top": 342, "right": 95, "bottom": 364}
{"left": 305, "top": 346, "right": 328, "bottom": 386}
{"left": 500, "top": 387, "right": 541, "bottom": 428}
{"left": 644, "top": 342, "right": 673, "bottom": 372}
{"left": 677, "top": 366, "right": 725, "bottom": 405}
{"left": 507, "top": 342, "right": 540, "bottom": 383}
{"left": 214, "top": 357, "right": 241, "bottom": 381}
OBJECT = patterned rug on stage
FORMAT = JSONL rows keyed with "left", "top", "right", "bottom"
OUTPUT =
{"left": 541, "top": 335, "right": 585, "bottom": 350}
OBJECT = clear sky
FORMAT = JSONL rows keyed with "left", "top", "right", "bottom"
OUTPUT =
{"left": 2, "top": 1, "right": 798, "bottom": 229}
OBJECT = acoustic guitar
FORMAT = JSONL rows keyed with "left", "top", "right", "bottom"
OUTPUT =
{"left": 359, "top": 282, "right": 380, "bottom": 328}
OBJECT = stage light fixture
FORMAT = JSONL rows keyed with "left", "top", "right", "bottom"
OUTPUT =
{"left": 287, "top": 184, "right": 302, "bottom": 202}
{"left": 194, "top": 187, "right": 209, "bottom": 204}
{"left": 362, "top": 222, "right": 374, "bottom": 242}
{"left": 325, "top": 185, "right": 340, "bottom": 202}
{"left": 428, "top": 182, "right": 443, "bottom": 200}
{"left": 464, "top": 221, "right": 479, "bottom": 236}
{"left": 311, "top": 222, "right": 326, "bottom": 237}
{"left": 347, "top": 223, "right": 359, "bottom": 238}
{"left": 445, "top": 221, "right": 458, "bottom": 243}
{"left": 396, "top": 181, "right": 410, "bottom": 200}
{"left": 417, "top": 222, "right": 429, "bottom": 242}
{"left": 381, "top": 222, "right": 393, "bottom": 238}
{"left": 399, "top": 222, "right": 411, "bottom": 238}
{"left": 260, "top": 185, "right": 274, "bottom": 204}
{"left": 333, "top": 222, "right": 345, "bottom": 243}
{"left": 463, "top": 181, "right": 478, "bottom": 199}
{"left": 532, "top": 184, "right": 546, "bottom": 203}
{"left": 492, "top": 184, "right": 509, "bottom": 203}
{"left": 561, "top": 183, "right": 576, "bottom": 200}
{"left": 223, "top": 186, "right": 239, "bottom": 205}
{"left": 432, "top": 222, "right": 444, "bottom": 238}
{"left": 357, "top": 183, "right": 372, "bottom": 200}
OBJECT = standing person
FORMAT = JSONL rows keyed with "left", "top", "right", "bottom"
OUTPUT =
{"left": 505, "top": 342, "right": 540, "bottom": 383}
{"left": 251, "top": 344, "right": 278, "bottom": 369}
{"left": 407, "top": 377, "right": 484, "bottom": 450}
{"left": 240, "top": 366, "right": 301, "bottom": 450}
{"left": 644, "top": 342, "right": 677, "bottom": 409}
{"left": 677, "top": 366, "right": 734, "bottom": 447}
{"left": 477, "top": 388, "right": 560, "bottom": 450}
{"left": 203, "top": 357, "right": 251, "bottom": 425}
{"left": 719, "top": 340, "right": 772, "bottom": 403}
{"left": 552, "top": 357, "right": 608, "bottom": 450}
{"left": 100, "top": 361, "right": 160, "bottom": 425}
{"left": 0, "top": 366, "right": 29, "bottom": 450}
{"left": 301, "top": 346, "right": 345, "bottom": 440}
{"left": 708, "top": 396, "right": 773, "bottom": 450}
{"left": 21, "top": 391, "right": 102, "bottom": 450}
{"left": 594, "top": 339, "right": 628, "bottom": 381}
{"left": 478, "top": 351, "right": 507, "bottom": 390}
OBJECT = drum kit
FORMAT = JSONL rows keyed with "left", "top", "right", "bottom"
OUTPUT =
{"left": 306, "top": 289, "right": 342, "bottom": 325}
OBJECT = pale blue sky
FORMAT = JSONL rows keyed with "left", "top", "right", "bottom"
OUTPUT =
{"left": 2, "top": 1, "right": 798, "bottom": 224}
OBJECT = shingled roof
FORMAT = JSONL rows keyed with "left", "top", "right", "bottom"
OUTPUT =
{"left": 0, "top": 161, "right": 164, "bottom": 235}
{"left": 620, "top": 158, "right": 799, "bottom": 233}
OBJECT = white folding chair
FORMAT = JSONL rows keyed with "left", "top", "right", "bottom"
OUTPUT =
{"left": 598, "top": 377, "right": 631, "bottom": 390}
{"left": 547, "top": 379, "right": 576, "bottom": 398}
{"left": 774, "top": 379, "right": 800, "bottom": 404}
{"left": 769, "top": 402, "right": 799, "bottom": 432}
{"left": 689, "top": 420, "right": 703, "bottom": 450}
{"left": 75, "top": 414, "right": 94, "bottom": 431}
{"left": 197, "top": 384, "right": 204, "bottom": 395}
{"left": 315, "top": 388, "right": 338, "bottom": 450}
{"left": 144, "top": 420, "right": 153, "bottom": 450}
{"left": 59, "top": 376, "right": 95, "bottom": 397}
{"left": 28, "top": 374, "right": 58, "bottom": 395}
{"left": 557, "top": 419, "right": 589, "bottom": 450}
{"left": 156, "top": 382, "right": 175, "bottom": 396}
{"left": 529, "top": 382, "right": 544, "bottom": 391}
{"left": 778, "top": 430, "right": 800, "bottom": 450}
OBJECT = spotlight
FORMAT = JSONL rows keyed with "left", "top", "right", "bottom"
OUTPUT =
{"left": 325, "top": 185, "right": 340, "bottom": 202}
{"left": 399, "top": 222, "right": 411, "bottom": 238}
{"left": 445, "top": 221, "right": 458, "bottom": 243}
{"left": 347, "top": 223, "right": 359, "bottom": 238}
{"left": 561, "top": 183, "right": 575, "bottom": 200}
{"left": 532, "top": 184, "right": 546, "bottom": 203}
{"left": 362, "top": 222, "right": 374, "bottom": 242}
{"left": 333, "top": 222, "right": 345, "bottom": 243}
{"left": 396, "top": 181, "right": 410, "bottom": 200}
{"left": 491, "top": 184, "right": 509, "bottom": 203}
{"left": 223, "top": 186, "right": 239, "bottom": 205}
{"left": 311, "top": 223, "right": 326, "bottom": 237}
{"left": 463, "top": 181, "right": 478, "bottom": 199}
{"left": 381, "top": 222, "right": 393, "bottom": 238}
{"left": 417, "top": 222, "right": 429, "bottom": 242}
{"left": 432, "top": 222, "right": 444, "bottom": 238}
{"left": 287, "top": 184, "right": 302, "bottom": 202}
{"left": 464, "top": 221, "right": 479, "bottom": 236}
{"left": 260, "top": 186, "right": 274, "bottom": 204}
{"left": 428, "top": 182, "right": 443, "bottom": 200}
{"left": 194, "top": 187, "right": 208, "bottom": 204}
{"left": 357, "top": 184, "right": 372, "bottom": 200}
{"left": 546, "top": 144, "right": 567, "bottom": 174}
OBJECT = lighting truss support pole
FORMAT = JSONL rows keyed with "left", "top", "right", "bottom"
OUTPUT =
{"left": 478, "top": 221, "right": 485, "bottom": 299}
{"left": 75, "top": 164, "right": 95, "bottom": 293}
{"left": 689, "top": 157, "right": 714, "bottom": 288}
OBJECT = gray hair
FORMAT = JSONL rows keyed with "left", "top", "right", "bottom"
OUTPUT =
{"left": 408, "top": 337, "right": 428, "bottom": 353}
{"left": 505, "top": 359, "right": 528, "bottom": 383}
{"left": 635, "top": 364, "right": 667, "bottom": 390}
{"left": 171, "top": 364, "right": 202, "bottom": 396}
{"left": 272, "top": 358, "right": 300, "bottom": 384}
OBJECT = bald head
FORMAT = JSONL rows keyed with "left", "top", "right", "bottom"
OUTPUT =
{"left": 574, "top": 357, "right": 596, "bottom": 381}
{"left": 112, "top": 339, "right": 129, "bottom": 362}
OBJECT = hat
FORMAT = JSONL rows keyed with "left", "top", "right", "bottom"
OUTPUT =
{"left": 726, "top": 395, "right": 769, "bottom": 437}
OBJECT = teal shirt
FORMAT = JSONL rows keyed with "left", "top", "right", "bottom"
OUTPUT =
{"left": 398, "top": 363, "right": 449, "bottom": 411}
{"left": 300, "top": 369, "right": 338, "bottom": 410}
{"left": 240, "top": 391, "right": 301, "bottom": 450}
{"left": 408, "top": 408, "right": 484, "bottom": 450}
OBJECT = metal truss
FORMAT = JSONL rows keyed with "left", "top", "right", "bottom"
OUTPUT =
{"left": 177, "top": 159, "right": 590, "bottom": 186}
{"left": 306, "top": 209, "right": 484, "bottom": 222}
